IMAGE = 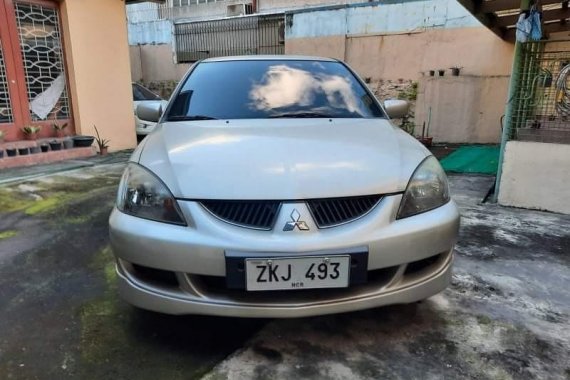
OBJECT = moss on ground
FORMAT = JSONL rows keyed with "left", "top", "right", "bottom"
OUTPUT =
{"left": 0, "top": 230, "right": 17, "bottom": 240}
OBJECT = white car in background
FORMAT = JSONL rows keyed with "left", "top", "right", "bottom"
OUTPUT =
{"left": 132, "top": 83, "right": 168, "bottom": 139}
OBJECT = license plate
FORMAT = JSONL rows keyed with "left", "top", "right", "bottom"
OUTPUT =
{"left": 245, "top": 256, "right": 350, "bottom": 291}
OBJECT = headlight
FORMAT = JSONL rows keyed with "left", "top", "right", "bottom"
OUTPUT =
{"left": 117, "top": 163, "right": 186, "bottom": 225}
{"left": 397, "top": 156, "right": 450, "bottom": 219}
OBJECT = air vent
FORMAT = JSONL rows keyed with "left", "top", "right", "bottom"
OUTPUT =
{"left": 307, "top": 195, "right": 382, "bottom": 228}
{"left": 201, "top": 200, "right": 281, "bottom": 230}
{"left": 227, "top": 3, "right": 254, "bottom": 17}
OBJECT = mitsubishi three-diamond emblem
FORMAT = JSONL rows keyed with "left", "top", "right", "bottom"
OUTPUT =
{"left": 283, "top": 209, "right": 310, "bottom": 231}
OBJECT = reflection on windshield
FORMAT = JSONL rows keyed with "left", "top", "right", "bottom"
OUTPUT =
{"left": 249, "top": 65, "right": 362, "bottom": 116}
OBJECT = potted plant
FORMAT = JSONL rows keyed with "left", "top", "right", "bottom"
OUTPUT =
{"left": 438, "top": 69, "right": 445, "bottom": 77}
{"left": 6, "top": 146, "right": 16, "bottom": 157}
{"left": 30, "top": 146, "right": 41, "bottom": 154}
{"left": 428, "top": 70, "right": 435, "bottom": 77}
{"left": 21, "top": 125, "right": 41, "bottom": 140}
{"left": 0, "top": 149, "right": 4, "bottom": 159}
{"left": 18, "top": 147, "right": 29, "bottom": 156}
{"left": 63, "top": 138, "right": 74, "bottom": 149}
{"left": 49, "top": 140, "right": 62, "bottom": 151}
{"left": 94, "top": 125, "right": 110, "bottom": 155}
{"left": 450, "top": 65, "right": 463, "bottom": 76}
{"left": 40, "top": 143, "right": 49, "bottom": 153}
{"left": 52, "top": 122, "right": 68, "bottom": 138}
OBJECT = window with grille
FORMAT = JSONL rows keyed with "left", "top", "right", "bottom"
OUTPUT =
{"left": 14, "top": 2, "right": 70, "bottom": 121}
{"left": 0, "top": 40, "right": 13, "bottom": 124}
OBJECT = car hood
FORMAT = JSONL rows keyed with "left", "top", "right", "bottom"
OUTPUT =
{"left": 137, "top": 119, "right": 430, "bottom": 200}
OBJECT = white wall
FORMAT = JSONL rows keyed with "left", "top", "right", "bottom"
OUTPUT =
{"left": 499, "top": 141, "right": 570, "bottom": 214}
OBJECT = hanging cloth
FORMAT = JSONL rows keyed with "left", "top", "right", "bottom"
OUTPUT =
{"left": 529, "top": 6, "right": 542, "bottom": 41}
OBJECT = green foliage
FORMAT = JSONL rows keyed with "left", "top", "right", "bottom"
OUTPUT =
{"left": 21, "top": 125, "right": 41, "bottom": 135}
{"left": 52, "top": 122, "right": 68, "bottom": 131}
{"left": 93, "top": 125, "right": 110, "bottom": 150}
{"left": 398, "top": 82, "right": 419, "bottom": 101}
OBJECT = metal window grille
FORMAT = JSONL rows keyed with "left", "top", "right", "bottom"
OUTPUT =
{"left": 0, "top": 41, "right": 13, "bottom": 124}
{"left": 509, "top": 41, "right": 570, "bottom": 144}
{"left": 15, "top": 2, "right": 70, "bottom": 121}
{"left": 174, "top": 14, "right": 284, "bottom": 63}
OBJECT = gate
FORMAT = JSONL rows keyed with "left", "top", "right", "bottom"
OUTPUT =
{"left": 508, "top": 41, "right": 570, "bottom": 144}
{"left": 174, "top": 14, "right": 285, "bottom": 63}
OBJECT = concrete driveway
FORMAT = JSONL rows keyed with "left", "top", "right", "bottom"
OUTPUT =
{"left": 0, "top": 156, "right": 568, "bottom": 380}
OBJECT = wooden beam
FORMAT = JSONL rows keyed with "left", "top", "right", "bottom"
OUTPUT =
{"left": 497, "top": 7, "right": 570, "bottom": 27}
{"left": 481, "top": 0, "right": 561, "bottom": 13}
{"left": 457, "top": 0, "right": 508, "bottom": 38}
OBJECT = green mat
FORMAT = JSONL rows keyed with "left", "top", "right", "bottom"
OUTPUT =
{"left": 440, "top": 145, "right": 500, "bottom": 175}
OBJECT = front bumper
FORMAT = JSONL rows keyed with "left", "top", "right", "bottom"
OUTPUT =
{"left": 109, "top": 195, "right": 460, "bottom": 317}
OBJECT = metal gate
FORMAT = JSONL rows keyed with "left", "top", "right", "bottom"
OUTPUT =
{"left": 174, "top": 14, "right": 284, "bottom": 63}
{"left": 509, "top": 41, "right": 570, "bottom": 144}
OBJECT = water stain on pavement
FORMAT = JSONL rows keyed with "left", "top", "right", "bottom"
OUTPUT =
{"left": 0, "top": 164, "right": 265, "bottom": 380}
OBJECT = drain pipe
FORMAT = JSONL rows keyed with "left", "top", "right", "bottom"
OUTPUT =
{"left": 493, "top": 0, "right": 530, "bottom": 203}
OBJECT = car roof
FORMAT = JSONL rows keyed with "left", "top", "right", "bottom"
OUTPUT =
{"left": 201, "top": 55, "right": 338, "bottom": 63}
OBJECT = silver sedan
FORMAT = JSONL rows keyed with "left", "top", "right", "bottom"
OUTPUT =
{"left": 110, "top": 56, "right": 460, "bottom": 318}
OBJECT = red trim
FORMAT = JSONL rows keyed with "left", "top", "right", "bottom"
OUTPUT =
{"left": 0, "top": 0, "right": 74, "bottom": 141}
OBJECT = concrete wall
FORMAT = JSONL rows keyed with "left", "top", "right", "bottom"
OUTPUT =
{"left": 129, "top": 44, "right": 191, "bottom": 83}
{"left": 284, "top": 0, "right": 514, "bottom": 143}
{"left": 415, "top": 75, "right": 509, "bottom": 143}
{"left": 61, "top": 0, "right": 137, "bottom": 151}
{"left": 499, "top": 141, "right": 570, "bottom": 214}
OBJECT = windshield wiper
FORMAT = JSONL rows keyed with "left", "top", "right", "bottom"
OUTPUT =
{"left": 269, "top": 112, "right": 335, "bottom": 119}
{"left": 168, "top": 115, "right": 218, "bottom": 121}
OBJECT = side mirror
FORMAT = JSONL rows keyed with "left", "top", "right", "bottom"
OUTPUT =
{"left": 136, "top": 101, "right": 164, "bottom": 122}
{"left": 383, "top": 99, "right": 410, "bottom": 119}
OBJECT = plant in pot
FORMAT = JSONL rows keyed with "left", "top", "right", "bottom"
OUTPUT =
{"left": 450, "top": 65, "right": 463, "bottom": 76}
{"left": 30, "top": 145, "right": 41, "bottom": 154}
{"left": 52, "top": 122, "right": 68, "bottom": 138}
{"left": 94, "top": 125, "right": 110, "bottom": 155}
{"left": 49, "top": 140, "right": 62, "bottom": 151}
{"left": 40, "top": 143, "right": 49, "bottom": 153}
{"left": 21, "top": 125, "right": 41, "bottom": 140}
{"left": 0, "top": 149, "right": 3, "bottom": 159}
{"left": 63, "top": 138, "right": 74, "bottom": 149}
{"left": 6, "top": 146, "right": 16, "bottom": 157}
{"left": 18, "top": 147, "right": 29, "bottom": 156}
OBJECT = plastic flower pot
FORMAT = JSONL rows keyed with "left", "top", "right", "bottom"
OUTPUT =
{"left": 49, "top": 141, "right": 62, "bottom": 151}
{"left": 99, "top": 147, "right": 109, "bottom": 156}
{"left": 429, "top": 70, "right": 435, "bottom": 77}
{"left": 438, "top": 69, "right": 445, "bottom": 77}
{"left": 0, "top": 150, "right": 4, "bottom": 159}
{"left": 72, "top": 136, "right": 94, "bottom": 148}
{"left": 40, "top": 144, "right": 49, "bottom": 153}
{"left": 451, "top": 67, "right": 461, "bottom": 76}
{"left": 6, "top": 148, "right": 16, "bottom": 157}
{"left": 30, "top": 146, "right": 41, "bottom": 154}
{"left": 18, "top": 147, "right": 29, "bottom": 156}
{"left": 63, "top": 139, "right": 74, "bottom": 149}
{"left": 418, "top": 136, "right": 433, "bottom": 147}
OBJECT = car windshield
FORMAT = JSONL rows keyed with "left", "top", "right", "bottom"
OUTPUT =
{"left": 166, "top": 60, "right": 385, "bottom": 120}
{"left": 133, "top": 83, "right": 161, "bottom": 101}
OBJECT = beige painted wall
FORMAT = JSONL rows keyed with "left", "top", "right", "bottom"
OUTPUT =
{"left": 415, "top": 75, "right": 509, "bottom": 143}
{"left": 61, "top": 0, "right": 136, "bottom": 151}
{"left": 286, "top": 27, "right": 514, "bottom": 79}
{"left": 129, "top": 44, "right": 191, "bottom": 83}
{"left": 499, "top": 141, "right": 570, "bottom": 214}
{"left": 286, "top": 26, "right": 514, "bottom": 143}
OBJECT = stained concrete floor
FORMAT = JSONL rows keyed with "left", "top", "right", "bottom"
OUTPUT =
{"left": 0, "top": 159, "right": 568, "bottom": 380}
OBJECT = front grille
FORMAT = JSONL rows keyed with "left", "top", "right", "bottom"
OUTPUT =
{"left": 201, "top": 200, "right": 281, "bottom": 230}
{"left": 307, "top": 195, "right": 382, "bottom": 228}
